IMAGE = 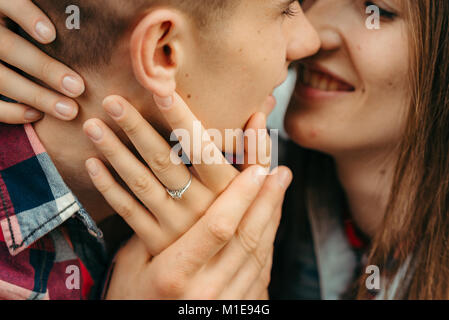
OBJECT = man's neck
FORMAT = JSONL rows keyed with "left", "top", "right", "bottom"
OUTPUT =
{"left": 333, "top": 146, "right": 399, "bottom": 238}
{"left": 32, "top": 67, "right": 159, "bottom": 225}
{"left": 33, "top": 101, "right": 115, "bottom": 224}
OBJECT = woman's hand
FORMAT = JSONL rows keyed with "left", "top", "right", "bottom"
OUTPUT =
{"left": 83, "top": 93, "right": 289, "bottom": 299}
{"left": 0, "top": 0, "right": 84, "bottom": 124}
{"left": 83, "top": 93, "right": 274, "bottom": 256}
{"left": 105, "top": 164, "right": 289, "bottom": 300}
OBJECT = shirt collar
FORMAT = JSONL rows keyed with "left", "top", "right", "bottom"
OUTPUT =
{"left": 0, "top": 124, "right": 102, "bottom": 256}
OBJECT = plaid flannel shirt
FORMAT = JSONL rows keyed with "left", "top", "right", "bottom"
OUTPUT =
{"left": 0, "top": 123, "right": 109, "bottom": 300}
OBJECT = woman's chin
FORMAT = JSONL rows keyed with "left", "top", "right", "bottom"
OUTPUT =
{"left": 284, "top": 112, "right": 335, "bottom": 154}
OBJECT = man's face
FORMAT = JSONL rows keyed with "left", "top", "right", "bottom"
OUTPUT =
{"left": 176, "top": 0, "right": 320, "bottom": 134}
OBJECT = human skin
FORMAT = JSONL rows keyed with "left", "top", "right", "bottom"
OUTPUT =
{"left": 0, "top": 0, "right": 84, "bottom": 123}
{"left": 0, "top": 0, "right": 321, "bottom": 300}
{"left": 285, "top": 0, "right": 410, "bottom": 237}
{"left": 30, "top": 0, "right": 319, "bottom": 225}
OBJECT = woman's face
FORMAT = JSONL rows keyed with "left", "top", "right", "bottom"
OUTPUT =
{"left": 285, "top": 0, "right": 410, "bottom": 157}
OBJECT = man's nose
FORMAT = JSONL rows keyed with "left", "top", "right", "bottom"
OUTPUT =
{"left": 317, "top": 28, "right": 342, "bottom": 52}
{"left": 287, "top": 10, "right": 321, "bottom": 62}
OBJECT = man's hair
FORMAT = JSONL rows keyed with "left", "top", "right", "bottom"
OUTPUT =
{"left": 30, "top": 0, "right": 234, "bottom": 70}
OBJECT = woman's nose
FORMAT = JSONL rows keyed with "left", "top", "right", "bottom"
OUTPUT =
{"left": 306, "top": 0, "right": 344, "bottom": 52}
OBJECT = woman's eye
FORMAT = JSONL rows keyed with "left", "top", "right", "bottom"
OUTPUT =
{"left": 300, "top": 0, "right": 316, "bottom": 12}
{"left": 365, "top": 1, "right": 397, "bottom": 19}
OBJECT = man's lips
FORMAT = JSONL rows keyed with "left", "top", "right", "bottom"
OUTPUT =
{"left": 263, "top": 94, "right": 277, "bottom": 114}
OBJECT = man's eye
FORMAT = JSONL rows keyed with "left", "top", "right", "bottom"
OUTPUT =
{"left": 283, "top": 2, "right": 300, "bottom": 17}
{"left": 365, "top": 1, "right": 397, "bottom": 19}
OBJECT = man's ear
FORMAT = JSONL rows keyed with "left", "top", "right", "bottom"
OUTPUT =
{"left": 130, "top": 9, "right": 184, "bottom": 97}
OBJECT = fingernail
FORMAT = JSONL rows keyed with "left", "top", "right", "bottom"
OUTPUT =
{"left": 85, "top": 122, "right": 103, "bottom": 141}
{"left": 253, "top": 166, "right": 269, "bottom": 185}
{"left": 24, "top": 108, "right": 42, "bottom": 121}
{"left": 35, "top": 21, "right": 55, "bottom": 42}
{"left": 86, "top": 159, "right": 100, "bottom": 176}
{"left": 153, "top": 94, "right": 173, "bottom": 109}
{"left": 55, "top": 102, "right": 75, "bottom": 118}
{"left": 104, "top": 100, "right": 124, "bottom": 118}
{"left": 277, "top": 169, "right": 292, "bottom": 189}
{"left": 62, "top": 76, "right": 84, "bottom": 96}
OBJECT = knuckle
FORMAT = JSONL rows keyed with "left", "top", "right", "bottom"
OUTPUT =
{"left": 151, "top": 152, "right": 173, "bottom": 173}
{"left": 241, "top": 191, "right": 258, "bottom": 205}
{"left": 32, "top": 91, "right": 46, "bottom": 109}
{"left": 101, "top": 149, "right": 116, "bottom": 160}
{"left": 121, "top": 119, "right": 141, "bottom": 137}
{"left": 237, "top": 227, "right": 260, "bottom": 255}
{"left": 131, "top": 175, "right": 153, "bottom": 195}
{"left": 252, "top": 247, "right": 269, "bottom": 272}
{"left": 40, "top": 59, "right": 57, "bottom": 80}
{"left": 95, "top": 180, "right": 112, "bottom": 194}
{"left": 207, "top": 219, "right": 235, "bottom": 244}
{"left": 114, "top": 202, "right": 135, "bottom": 221}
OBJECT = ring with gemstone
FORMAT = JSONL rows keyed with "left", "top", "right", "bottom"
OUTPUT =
{"left": 165, "top": 172, "right": 192, "bottom": 200}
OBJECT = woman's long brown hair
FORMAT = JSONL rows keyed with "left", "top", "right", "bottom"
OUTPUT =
{"left": 357, "top": 0, "right": 449, "bottom": 299}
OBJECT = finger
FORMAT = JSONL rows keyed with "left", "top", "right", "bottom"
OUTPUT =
{"left": 223, "top": 202, "right": 281, "bottom": 300}
{"left": 85, "top": 158, "right": 165, "bottom": 255}
{"left": 0, "top": 100, "right": 42, "bottom": 124}
{"left": 154, "top": 165, "right": 269, "bottom": 279}
{"left": 191, "top": 168, "right": 291, "bottom": 296}
{"left": 242, "top": 249, "right": 274, "bottom": 300}
{"left": 243, "top": 204, "right": 283, "bottom": 300}
{"left": 154, "top": 92, "right": 239, "bottom": 193}
{"left": 0, "top": 0, "right": 56, "bottom": 43}
{"left": 0, "top": 26, "right": 85, "bottom": 98}
{"left": 83, "top": 119, "right": 177, "bottom": 218}
{"left": 236, "top": 167, "right": 290, "bottom": 255}
{"left": 220, "top": 247, "right": 274, "bottom": 300}
{"left": 240, "top": 112, "right": 272, "bottom": 171}
{"left": 259, "top": 290, "right": 270, "bottom": 300}
{"left": 102, "top": 95, "right": 191, "bottom": 191}
{"left": 0, "top": 63, "right": 79, "bottom": 120}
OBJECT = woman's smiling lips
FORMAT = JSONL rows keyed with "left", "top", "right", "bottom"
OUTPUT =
{"left": 296, "top": 63, "right": 356, "bottom": 100}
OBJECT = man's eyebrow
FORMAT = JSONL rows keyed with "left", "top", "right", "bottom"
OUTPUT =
{"left": 278, "top": 0, "right": 297, "bottom": 9}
